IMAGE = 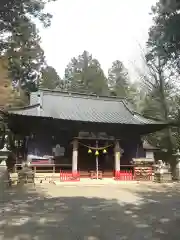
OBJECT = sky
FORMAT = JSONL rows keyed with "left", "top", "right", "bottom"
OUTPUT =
{"left": 39, "top": 0, "right": 157, "bottom": 80}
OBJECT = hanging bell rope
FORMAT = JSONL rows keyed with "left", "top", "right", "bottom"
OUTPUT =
{"left": 78, "top": 141, "right": 113, "bottom": 150}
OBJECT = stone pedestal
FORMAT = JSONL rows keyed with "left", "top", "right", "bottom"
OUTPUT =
{"left": 154, "top": 160, "right": 171, "bottom": 183}
{"left": 72, "top": 139, "right": 78, "bottom": 172}
{"left": 173, "top": 150, "right": 180, "bottom": 181}
{"left": 175, "top": 159, "right": 180, "bottom": 181}
{"left": 18, "top": 164, "right": 35, "bottom": 185}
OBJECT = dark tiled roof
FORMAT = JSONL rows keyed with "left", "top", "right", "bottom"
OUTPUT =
{"left": 7, "top": 90, "right": 167, "bottom": 125}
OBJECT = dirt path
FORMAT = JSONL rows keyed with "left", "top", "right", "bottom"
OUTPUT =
{"left": 0, "top": 183, "right": 180, "bottom": 240}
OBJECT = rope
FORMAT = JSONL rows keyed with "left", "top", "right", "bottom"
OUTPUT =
{"left": 78, "top": 141, "right": 114, "bottom": 150}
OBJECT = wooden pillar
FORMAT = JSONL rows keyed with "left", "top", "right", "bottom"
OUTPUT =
{"left": 114, "top": 141, "right": 120, "bottom": 171}
{"left": 72, "top": 139, "right": 78, "bottom": 172}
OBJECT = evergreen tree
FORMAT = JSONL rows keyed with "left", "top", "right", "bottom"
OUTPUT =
{"left": 6, "top": 18, "right": 45, "bottom": 92}
{"left": 40, "top": 66, "right": 61, "bottom": 89}
{"left": 108, "top": 60, "right": 130, "bottom": 97}
{"left": 147, "top": 0, "right": 180, "bottom": 67}
{"left": 143, "top": 0, "right": 180, "bottom": 161}
{"left": 0, "top": 56, "right": 28, "bottom": 108}
{"left": 65, "top": 50, "right": 108, "bottom": 95}
{"left": 0, "top": 0, "right": 55, "bottom": 93}
{"left": 0, "top": 0, "right": 53, "bottom": 35}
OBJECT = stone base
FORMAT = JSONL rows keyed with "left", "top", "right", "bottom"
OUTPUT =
{"left": 0, "top": 166, "right": 10, "bottom": 192}
{"left": 154, "top": 172, "right": 172, "bottom": 183}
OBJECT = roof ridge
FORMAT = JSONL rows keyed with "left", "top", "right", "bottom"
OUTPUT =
{"left": 121, "top": 100, "right": 135, "bottom": 115}
{"left": 39, "top": 88, "right": 127, "bottom": 101}
{"left": 5, "top": 104, "right": 40, "bottom": 112}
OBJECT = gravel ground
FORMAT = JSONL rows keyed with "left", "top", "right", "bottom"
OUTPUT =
{"left": 0, "top": 182, "right": 180, "bottom": 240}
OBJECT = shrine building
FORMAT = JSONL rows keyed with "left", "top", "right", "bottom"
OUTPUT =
{"left": 0, "top": 89, "right": 170, "bottom": 178}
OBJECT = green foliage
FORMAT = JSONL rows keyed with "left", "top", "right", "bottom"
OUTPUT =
{"left": 107, "top": 60, "right": 141, "bottom": 111}
{"left": 0, "top": 0, "right": 53, "bottom": 33}
{"left": 0, "top": 0, "right": 55, "bottom": 93}
{"left": 65, "top": 51, "right": 108, "bottom": 95}
{"left": 147, "top": 0, "right": 180, "bottom": 65}
{"left": 127, "top": 83, "right": 145, "bottom": 112}
{"left": 64, "top": 52, "right": 138, "bottom": 98}
{"left": 108, "top": 60, "right": 129, "bottom": 97}
{"left": 133, "top": 35, "right": 179, "bottom": 163}
{"left": 142, "top": 0, "right": 180, "bottom": 161}
{"left": 6, "top": 18, "right": 45, "bottom": 92}
{"left": 40, "top": 66, "right": 61, "bottom": 89}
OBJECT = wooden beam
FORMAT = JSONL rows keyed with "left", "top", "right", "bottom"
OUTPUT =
{"left": 74, "top": 136, "right": 119, "bottom": 141}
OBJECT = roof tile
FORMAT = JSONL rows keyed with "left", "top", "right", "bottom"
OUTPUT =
{"left": 8, "top": 90, "right": 166, "bottom": 125}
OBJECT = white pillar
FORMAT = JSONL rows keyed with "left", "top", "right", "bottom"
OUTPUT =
{"left": 72, "top": 139, "right": 78, "bottom": 172}
{"left": 114, "top": 141, "right": 120, "bottom": 171}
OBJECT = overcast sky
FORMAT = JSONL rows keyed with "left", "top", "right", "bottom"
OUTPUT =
{"left": 39, "top": 0, "right": 157, "bottom": 80}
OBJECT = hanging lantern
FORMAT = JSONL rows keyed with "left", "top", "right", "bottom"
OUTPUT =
{"left": 95, "top": 150, "right": 99, "bottom": 156}
{"left": 103, "top": 149, "right": 107, "bottom": 154}
{"left": 88, "top": 148, "right": 92, "bottom": 154}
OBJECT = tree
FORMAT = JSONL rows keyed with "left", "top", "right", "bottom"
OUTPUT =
{"left": 0, "top": 0, "right": 52, "bottom": 54}
{"left": 40, "top": 66, "right": 61, "bottom": 89}
{"left": 5, "top": 18, "right": 45, "bottom": 92}
{"left": 136, "top": 47, "right": 179, "bottom": 168}
{"left": 0, "top": 0, "right": 53, "bottom": 34}
{"left": 141, "top": 0, "right": 180, "bottom": 170}
{"left": 126, "top": 82, "right": 146, "bottom": 112}
{"left": 147, "top": 0, "right": 180, "bottom": 66}
{"left": 0, "top": 56, "right": 28, "bottom": 108}
{"left": 0, "top": 0, "right": 55, "bottom": 93}
{"left": 108, "top": 60, "right": 129, "bottom": 97}
{"left": 107, "top": 60, "right": 142, "bottom": 111}
{"left": 144, "top": 0, "right": 180, "bottom": 160}
{"left": 65, "top": 50, "right": 108, "bottom": 95}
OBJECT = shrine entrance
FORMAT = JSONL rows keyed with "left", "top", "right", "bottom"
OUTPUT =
{"left": 77, "top": 138, "right": 115, "bottom": 178}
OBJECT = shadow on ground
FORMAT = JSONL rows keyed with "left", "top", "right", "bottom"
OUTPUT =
{"left": 0, "top": 183, "right": 180, "bottom": 240}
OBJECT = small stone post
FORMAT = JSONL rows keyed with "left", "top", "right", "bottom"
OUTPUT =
{"left": 72, "top": 139, "right": 78, "bottom": 173}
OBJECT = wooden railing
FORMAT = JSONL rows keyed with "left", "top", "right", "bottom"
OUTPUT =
{"left": 114, "top": 166, "right": 153, "bottom": 181}
{"left": 114, "top": 170, "right": 134, "bottom": 181}
{"left": 14, "top": 163, "right": 72, "bottom": 173}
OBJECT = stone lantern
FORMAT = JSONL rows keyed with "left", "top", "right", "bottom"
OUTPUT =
{"left": 0, "top": 143, "right": 10, "bottom": 166}
{"left": 0, "top": 143, "right": 11, "bottom": 188}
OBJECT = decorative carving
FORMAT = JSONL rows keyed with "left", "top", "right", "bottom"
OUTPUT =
{"left": 134, "top": 167, "right": 152, "bottom": 181}
{"left": 133, "top": 158, "right": 153, "bottom": 181}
